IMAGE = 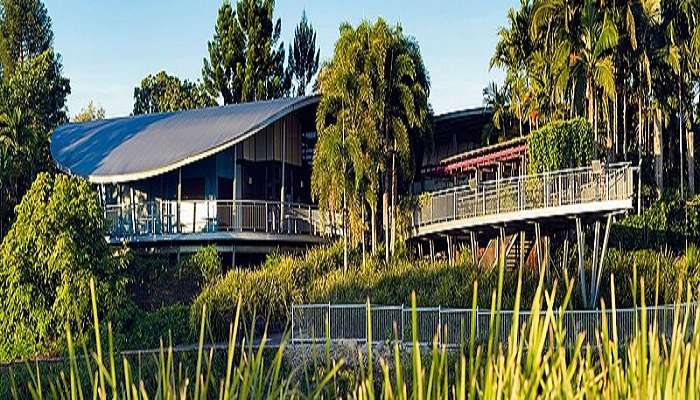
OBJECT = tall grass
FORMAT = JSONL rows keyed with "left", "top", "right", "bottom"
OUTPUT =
{"left": 7, "top": 259, "right": 700, "bottom": 398}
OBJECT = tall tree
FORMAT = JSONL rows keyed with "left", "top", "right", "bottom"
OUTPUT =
{"left": 0, "top": 0, "right": 52, "bottom": 74}
{"left": 133, "top": 71, "right": 214, "bottom": 115}
{"left": 202, "top": 0, "right": 288, "bottom": 104}
{"left": 71, "top": 100, "right": 105, "bottom": 123}
{"left": 0, "top": 0, "right": 69, "bottom": 241}
{"left": 287, "top": 11, "right": 320, "bottom": 96}
{"left": 314, "top": 19, "right": 431, "bottom": 261}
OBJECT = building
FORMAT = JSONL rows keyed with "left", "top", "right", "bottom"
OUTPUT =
{"left": 51, "top": 96, "right": 325, "bottom": 264}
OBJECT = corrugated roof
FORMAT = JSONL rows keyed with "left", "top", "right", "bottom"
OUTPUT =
{"left": 51, "top": 96, "right": 319, "bottom": 184}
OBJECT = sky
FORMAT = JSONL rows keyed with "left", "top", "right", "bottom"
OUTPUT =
{"left": 43, "top": 0, "right": 519, "bottom": 118}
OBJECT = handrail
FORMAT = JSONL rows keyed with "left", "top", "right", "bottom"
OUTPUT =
{"left": 412, "top": 163, "right": 635, "bottom": 230}
{"left": 104, "top": 199, "right": 326, "bottom": 239}
{"left": 427, "top": 162, "right": 632, "bottom": 197}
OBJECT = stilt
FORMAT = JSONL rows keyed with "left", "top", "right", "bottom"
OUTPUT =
{"left": 562, "top": 231, "right": 570, "bottom": 272}
{"left": 519, "top": 231, "right": 525, "bottom": 271}
{"left": 590, "top": 220, "right": 601, "bottom": 303}
{"left": 446, "top": 235, "right": 453, "bottom": 265}
{"left": 544, "top": 233, "right": 551, "bottom": 282}
{"left": 498, "top": 227, "right": 506, "bottom": 269}
{"left": 593, "top": 214, "right": 613, "bottom": 302}
{"left": 429, "top": 239, "right": 435, "bottom": 262}
{"left": 470, "top": 231, "right": 478, "bottom": 266}
{"left": 575, "top": 218, "right": 588, "bottom": 308}
{"left": 418, "top": 241, "right": 424, "bottom": 259}
{"left": 534, "top": 222, "right": 542, "bottom": 269}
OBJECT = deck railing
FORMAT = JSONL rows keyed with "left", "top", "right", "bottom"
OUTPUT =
{"left": 291, "top": 301, "right": 696, "bottom": 348}
{"left": 104, "top": 199, "right": 325, "bottom": 239}
{"left": 413, "top": 162, "right": 634, "bottom": 229}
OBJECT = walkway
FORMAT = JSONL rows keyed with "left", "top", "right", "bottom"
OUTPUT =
{"left": 411, "top": 163, "right": 635, "bottom": 238}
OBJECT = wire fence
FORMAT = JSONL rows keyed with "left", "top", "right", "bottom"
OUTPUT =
{"left": 291, "top": 302, "right": 699, "bottom": 348}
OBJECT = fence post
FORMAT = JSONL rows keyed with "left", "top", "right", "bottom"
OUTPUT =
{"left": 291, "top": 305, "right": 295, "bottom": 345}
{"left": 328, "top": 302, "right": 332, "bottom": 342}
{"left": 438, "top": 306, "right": 442, "bottom": 346}
{"left": 401, "top": 304, "right": 405, "bottom": 344}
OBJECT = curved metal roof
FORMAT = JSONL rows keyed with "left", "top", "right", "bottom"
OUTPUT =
{"left": 51, "top": 96, "right": 319, "bottom": 183}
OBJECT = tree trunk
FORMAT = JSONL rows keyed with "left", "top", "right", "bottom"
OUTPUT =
{"left": 383, "top": 171, "right": 390, "bottom": 263}
{"left": 361, "top": 202, "right": 366, "bottom": 267}
{"left": 390, "top": 139, "right": 397, "bottom": 255}
{"left": 679, "top": 72, "right": 684, "bottom": 197}
{"left": 638, "top": 92, "right": 643, "bottom": 214}
{"left": 623, "top": 88, "right": 628, "bottom": 161}
{"left": 653, "top": 107, "right": 664, "bottom": 198}
{"left": 371, "top": 202, "right": 377, "bottom": 254}
{"left": 688, "top": 128, "right": 695, "bottom": 196}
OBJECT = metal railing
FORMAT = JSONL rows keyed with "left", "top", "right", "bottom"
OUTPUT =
{"left": 291, "top": 302, "right": 697, "bottom": 348}
{"left": 413, "top": 162, "right": 634, "bottom": 229}
{"left": 104, "top": 199, "right": 326, "bottom": 238}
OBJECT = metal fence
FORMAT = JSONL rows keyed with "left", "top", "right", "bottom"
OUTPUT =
{"left": 413, "top": 162, "right": 634, "bottom": 229}
{"left": 291, "top": 302, "right": 698, "bottom": 348}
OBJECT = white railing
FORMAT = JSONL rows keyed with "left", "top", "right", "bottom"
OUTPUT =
{"left": 291, "top": 301, "right": 697, "bottom": 348}
{"left": 104, "top": 199, "right": 325, "bottom": 238}
{"left": 413, "top": 162, "right": 634, "bottom": 229}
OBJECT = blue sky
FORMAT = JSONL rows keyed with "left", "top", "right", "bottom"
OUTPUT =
{"left": 43, "top": 0, "right": 519, "bottom": 118}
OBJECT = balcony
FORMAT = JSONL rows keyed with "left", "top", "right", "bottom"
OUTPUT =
{"left": 411, "top": 162, "right": 635, "bottom": 237}
{"left": 104, "top": 200, "right": 327, "bottom": 243}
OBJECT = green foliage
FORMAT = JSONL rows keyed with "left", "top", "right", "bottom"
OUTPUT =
{"left": 527, "top": 117, "right": 597, "bottom": 174}
{"left": 9, "top": 254, "right": 700, "bottom": 398}
{"left": 181, "top": 245, "right": 222, "bottom": 285}
{"left": 124, "top": 303, "right": 192, "bottom": 349}
{"left": 313, "top": 18, "right": 431, "bottom": 250}
{"left": 190, "top": 242, "right": 347, "bottom": 340}
{"left": 202, "top": 0, "right": 288, "bottom": 104}
{"left": 0, "top": 173, "right": 128, "bottom": 362}
{"left": 132, "top": 70, "right": 214, "bottom": 115}
{"left": 0, "top": 0, "right": 70, "bottom": 241}
{"left": 614, "top": 192, "right": 700, "bottom": 250}
{"left": 71, "top": 100, "right": 105, "bottom": 122}
{"left": 286, "top": 11, "right": 320, "bottom": 96}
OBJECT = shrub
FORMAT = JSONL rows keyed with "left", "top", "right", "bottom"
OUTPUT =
{"left": 190, "top": 264, "right": 302, "bottom": 340}
{"left": 182, "top": 245, "right": 222, "bottom": 285}
{"left": 527, "top": 117, "right": 597, "bottom": 174}
{"left": 123, "top": 304, "right": 192, "bottom": 349}
{"left": 189, "top": 242, "right": 348, "bottom": 340}
{"left": 0, "top": 173, "right": 129, "bottom": 362}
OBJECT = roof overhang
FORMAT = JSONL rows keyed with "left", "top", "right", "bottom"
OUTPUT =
{"left": 51, "top": 96, "right": 319, "bottom": 184}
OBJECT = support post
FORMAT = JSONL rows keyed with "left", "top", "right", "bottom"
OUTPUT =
{"left": 519, "top": 231, "right": 525, "bottom": 271}
{"left": 590, "top": 220, "right": 601, "bottom": 304}
{"left": 534, "top": 222, "right": 542, "bottom": 269}
{"left": 470, "top": 231, "right": 478, "bottom": 266}
{"left": 562, "top": 231, "right": 570, "bottom": 272}
{"left": 593, "top": 214, "right": 613, "bottom": 302}
{"left": 498, "top": 227, "right": 506, "bottom": 270}
{"left": 429, "top": 239, "right": 435, "bottom": 262}
{"left": 575, "top": 217, "right": 588, "bottom": 308}
{"left": 446, "top": 235, "right": 453, "bottom": 266}
{"left": 177, "top": 168, "right": 182, "bottom": 234}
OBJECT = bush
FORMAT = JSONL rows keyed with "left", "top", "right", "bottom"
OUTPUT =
{"left": 527, "top": 117, "right": 597, "bottom": 174}
{"left": 181, "top": 245, "right": 222, "bottom": 285}
{"left": 613, "top": 192, "right": 700, "bottom": 250}
{"left": 190, "top": 242, "right": 348, "bottom": 340}
{"left": 0, "top": 173, "right": 129, "bottom": 362}
{"left": 123, "top": 304, "right": 192, "bottom": 349}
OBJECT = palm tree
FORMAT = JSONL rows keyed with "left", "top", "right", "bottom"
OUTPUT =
{"left": 483, "top": 81, "right": 511, "bottom": 140}
{"left": 571, "top": 0, "right": 618, "bottom": 144}
{"left": 0, "top": 107, "right": 30, "bottom": 238}
{"left": 314, "top": 19, "right": 430, "bottom": 262}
